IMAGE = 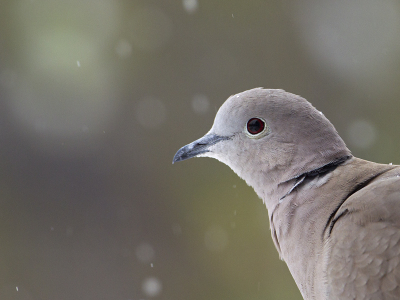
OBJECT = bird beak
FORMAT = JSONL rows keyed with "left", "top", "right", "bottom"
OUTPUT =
{"left": 173, "top": 134, "right": 229, "bottom": 164}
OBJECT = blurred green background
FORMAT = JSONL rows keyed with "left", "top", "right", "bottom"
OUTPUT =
{"left": 0, "top": 0, "right": 400, "bottom": 299}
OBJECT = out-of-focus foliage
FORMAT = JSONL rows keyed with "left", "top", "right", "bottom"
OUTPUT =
{"left": 0, "top": 0, "right": 399, "bottom": 299}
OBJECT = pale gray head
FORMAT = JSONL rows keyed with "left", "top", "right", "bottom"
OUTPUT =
{"left": 173, "top": 88, "right": 351, "bottom": 201}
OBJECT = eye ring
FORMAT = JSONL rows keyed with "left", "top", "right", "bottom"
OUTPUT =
{"left": 244, "top": 117, "right": 269, "bottom": 138}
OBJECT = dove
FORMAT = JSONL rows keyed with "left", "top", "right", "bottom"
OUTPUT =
{"left": 173, "top": 88, "right": 400, "bottom": 299}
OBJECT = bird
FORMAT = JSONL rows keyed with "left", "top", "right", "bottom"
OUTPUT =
{"left": 173, "top": 88, "right": 400, "bottom": 300}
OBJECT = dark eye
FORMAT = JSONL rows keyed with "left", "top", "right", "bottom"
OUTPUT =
{"left": 246, "top": 118, "right": 265, "bottom": 135}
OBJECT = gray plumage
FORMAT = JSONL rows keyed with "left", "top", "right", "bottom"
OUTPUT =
{"left": 173, "top": 88, "right": 400, "bottom": 299}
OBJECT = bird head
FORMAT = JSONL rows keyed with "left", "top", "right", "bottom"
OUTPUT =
{"left": 173, "top": 88, "right": 351, "bottom": 198}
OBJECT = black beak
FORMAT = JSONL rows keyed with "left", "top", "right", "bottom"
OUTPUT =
{"left": 172, "top": 134, "right": 229, "bottom": 164}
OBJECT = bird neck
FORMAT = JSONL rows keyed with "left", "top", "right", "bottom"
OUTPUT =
{"left": 278, "top": 155, "right": 352, "bottom": 201}
{"left": 243, "top": 154, "right": 353, "bottom": 212}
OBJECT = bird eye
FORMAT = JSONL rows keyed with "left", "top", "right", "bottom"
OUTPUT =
{"left": 245, "top": 117, "right": 269, "bottom": 138}
{"left": 247, "top": 118, "right": 265, "bottom": 134}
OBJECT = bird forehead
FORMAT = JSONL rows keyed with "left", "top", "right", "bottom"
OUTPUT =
{"left": 221, "top": 94, "right": 270, "bottom": 118}
{"left": 212, "top": 101, "right": 260, "bottom": 134}
{"left": 210, "top": 88, "right": 308, "bottom": 135}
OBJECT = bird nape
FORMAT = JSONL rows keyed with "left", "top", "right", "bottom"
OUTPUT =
{"left": 173, "top": 88, "right": 400, "bottom": 300}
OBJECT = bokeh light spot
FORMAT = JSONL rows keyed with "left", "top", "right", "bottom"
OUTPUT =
{"left": 142, "top": 277, "right": 162, "bottom": 297}
{"left": 292, "top": 0, "right": 400, "bottom": 81}
{"left": 204, "top": 225, "right": 228, "bottom": 252}
{"left": 135, "top": 97, "right": 167, "bottom": 129}
{"left": 115, "top": 39, "right": 133, "bottom": 58}
{"left": 191, "top": 94, "right": 210, "bottom": 114}
{"left": 135, "top": 243, "right": 155, "bottom": 263}
{"left": 347, "top": 119, "right": 377, "bottom": 149}
{"left": 8, "top": 0, "right": 122, "bottom": 155}
{"left": 129, "top": 7, "right": 172, "bottom": 51}
{"left": 183, "top": 0, "right": 199, "bottom": 14}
